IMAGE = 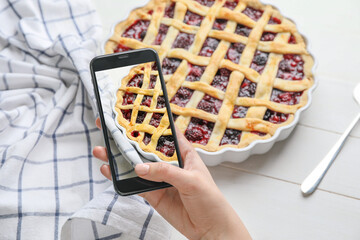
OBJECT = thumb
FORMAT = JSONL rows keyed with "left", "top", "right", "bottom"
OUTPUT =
{"left": 135, "top": 162, "right": 191, "bottom": 189}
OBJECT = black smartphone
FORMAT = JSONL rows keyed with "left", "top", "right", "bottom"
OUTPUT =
{"left": 90, "top": 48, "right": 183, "bottom": 196}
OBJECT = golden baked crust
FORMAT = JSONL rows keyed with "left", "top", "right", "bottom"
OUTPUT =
{"left": 106, "top": 0, "right": 314, "bottom": 161}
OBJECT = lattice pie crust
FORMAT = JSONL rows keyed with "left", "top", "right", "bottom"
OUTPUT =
{"left": 105, "top": 0, "right": 314, "bottom": 161}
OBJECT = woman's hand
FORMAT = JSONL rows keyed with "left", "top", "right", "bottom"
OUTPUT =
{"left": 93, "top": 118, "right": 251, "bottom": 240}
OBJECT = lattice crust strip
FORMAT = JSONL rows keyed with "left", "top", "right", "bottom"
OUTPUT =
{"left": 107, "top": 0, "right": 314, "bottom": 161}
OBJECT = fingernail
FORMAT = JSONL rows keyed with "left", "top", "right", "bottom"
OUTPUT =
{"left": 135, "top": 164, "right": 150, "bottom": 175}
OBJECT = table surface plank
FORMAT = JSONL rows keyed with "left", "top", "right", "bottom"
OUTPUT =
{"left": 92, "top": 0, "right": 360, "bottom": 239}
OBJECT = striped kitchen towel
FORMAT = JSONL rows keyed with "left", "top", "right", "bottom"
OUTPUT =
{"left": 0, "top": 0, "right": 170, "bottom": 239}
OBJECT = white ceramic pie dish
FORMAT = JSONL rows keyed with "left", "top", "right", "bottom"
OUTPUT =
{"left": 102, "top": 1, "right": 318, "bottom": 166}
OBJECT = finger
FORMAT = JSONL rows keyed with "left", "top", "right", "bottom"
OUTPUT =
{"left": 100, "top": 164, "right": 112, "bottom": 180}
{"left": 96, "top": 117, "right": 101, "bottom": 129}
{"left": 93, "top": 146, "right": 108, "bottom": 162}
{"left": 135, "top": 162, "right": 192, "bottom": 190}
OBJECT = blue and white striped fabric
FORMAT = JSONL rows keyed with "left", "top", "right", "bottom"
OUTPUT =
{"left": 0, "top": 0, "right": 170, "bottom": 239}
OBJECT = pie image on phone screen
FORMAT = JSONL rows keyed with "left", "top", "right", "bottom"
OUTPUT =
{"left": 91, "top": 49, "right": 182, "bottom": 195}
{"left": 114, "top": 61, "right": 179, "bottom": 162}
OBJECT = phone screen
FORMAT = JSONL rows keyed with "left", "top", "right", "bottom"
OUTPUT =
{"left": 92, "top": 50, "right": 181, "bottom": 187}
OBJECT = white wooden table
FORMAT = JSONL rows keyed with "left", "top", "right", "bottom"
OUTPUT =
{"left": 92, "top": 0, "right": 360, "bottom": 238}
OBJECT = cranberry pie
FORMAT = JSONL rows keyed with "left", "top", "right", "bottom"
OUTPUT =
{"left": 105, "top": 0, "right": 314, "bottom": 161}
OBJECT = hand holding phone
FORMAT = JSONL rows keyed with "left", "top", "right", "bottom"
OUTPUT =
{"left": 91, "top": 48, "right": 251, "bottom": 239}
{"left": 93, "top": 127, "right": 251, "bottom": 240}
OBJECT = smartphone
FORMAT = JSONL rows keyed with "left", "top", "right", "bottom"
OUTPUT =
{"left": 90, "top": 48, "right": 183, "bottom": 196}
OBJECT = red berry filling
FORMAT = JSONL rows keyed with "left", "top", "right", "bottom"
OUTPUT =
{"left": 238, "top": 79, "right": 257, "bottom": 98}
{"left": 184, "top": 11, "right": 204, "bottom": 26}
{"left": 194, "top": 0, "right": 215, "bottom": 7}
{"left": 212, "top": 19, "right": 227, "bottom": 30}
{"left": 127, "top": 74, "right": 143, "bottom": 87}
{"left": 156, "top": 135, "right": 175, "bottom": 157}
{"left": 197, "top": 94, "right": 222, "bottom": 114}
{"left": 235, "top": 24, "right": 252, "bottom": 37}
{"left": 199, "top": 37, "right": 220, "bottom": 57}
{"left": 186, "top": 64, "right": 206, "bottom": 82}
{"left": 268, "top": 17, "right": 281, "bottom": 24}
{"left": 149, "top": 113, "right": 163, "bottom": 127}
{"left": 153, "top": 24, "right": 169, "bottom": 45}
{"left": 242, "top": 7, "right": 263, "bottom": 21}
{"left": 250, "top": 50, "right": 269, "bottom": 74}
{"left": 131, "top": 131, "right": 139, "bottom": 137}
{"left": 223, "top": 0, "right": 238, "bottom": 10}
{"left": 170, "top": 87, "right": 194, "bottom": 107}
{"left": 185, "top": 118, "right": 214, "bottom": 145}
{"left": 232, "top": 105, "right": 248, "bottom": 118}
{"left": 121, "top": 109, "right": 132, "bottom": 121}
{"left": 162, "top": 58, "right": 182, "bottom": 75}
{"left": 220, "top": 128, "right": 242, "bottom": 145}
{"left": 156, "top": 96, "right": 166, "bottom": 109}
{"left": 263, "top": 109, "right": 289, "bottom": 124}
{"left": 251, "top": 131, "right": 266, "bottom": 136}
{"left": 114, "top": 44, "right": 131, "bottom": 53}
{"left": 141, "top": 95, "right": 152, "bottom": 107}
{"left": 211, "top": 68, "right": 231, "bottom": 91}
{"left": 261, "top": 32, "right": 277, "bottom": 41}
{"left": 164, "top": 3, "right": 175, "bottom": 18}
{"left": 271, "top": 89, "right": 302, "bottom": 105}
{"left": 152, "top": 63, "right": 158, "bottom": 71}
{"left": 122, "top": 92, "right": 137, "bottom": 105}
{"left": 143, "top": 133, "right": 152, "bottom": 145}
{"left": 172, "top": 32, "right": 195, "bottom": 50}
{"left": 225, "top": 42, "right": 245, "bottom": 63}
{"left": 136, "top": 111, "right": 147, "bottom": 124}
{"left": 276, "top": 54, "right": 304, "bottom": 80}
{"left": 148, "top": 75, "right": 157, "bottom": 89}
{"left": 288, "top": 35, "right": 296, "bottom": 44}
{"left": 122, "top": 20, "right": 150, "bottom": 41}
{"left": 147, "top": 10, "right": 153, "bottom": 15}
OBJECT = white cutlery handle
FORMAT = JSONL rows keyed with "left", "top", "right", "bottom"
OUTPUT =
{"left": 301, "top": 112, "right": 360, "bottom": 195}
